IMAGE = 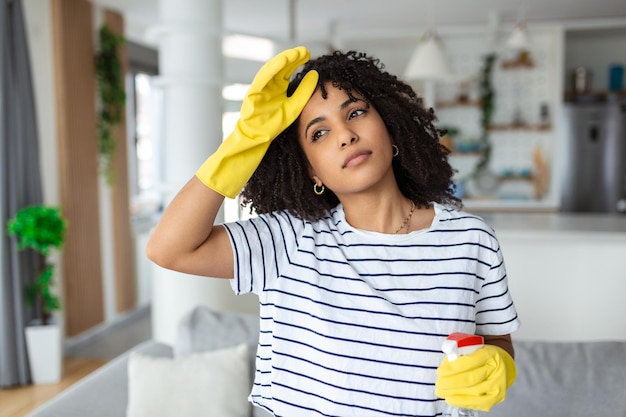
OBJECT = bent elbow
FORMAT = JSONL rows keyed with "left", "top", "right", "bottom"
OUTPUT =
{"left": 145, "top": 238, "right": 175, "bottom": 270}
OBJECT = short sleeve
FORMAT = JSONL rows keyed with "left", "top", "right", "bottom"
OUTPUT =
{"left": 475, "top": 245, "right": 521, "bottom": 336}
{"left": 222, "top": 211, "right": 302, "bottom": 295}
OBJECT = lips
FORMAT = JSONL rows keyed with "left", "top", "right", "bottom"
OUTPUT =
{"left": 342, "top": 150, "right": 372, "bottom": 168}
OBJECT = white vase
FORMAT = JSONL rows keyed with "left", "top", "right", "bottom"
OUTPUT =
{"left": 25, "top": 324, "right": 63, "bottom": 384}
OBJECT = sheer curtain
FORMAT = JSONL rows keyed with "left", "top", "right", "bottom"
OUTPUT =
{"left": 0, "top": 0, "right": 43, "bottom": 387}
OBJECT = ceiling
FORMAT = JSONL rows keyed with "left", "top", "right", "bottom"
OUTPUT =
{"left": 93, "top": 0, "right": 626, "bottom": 46}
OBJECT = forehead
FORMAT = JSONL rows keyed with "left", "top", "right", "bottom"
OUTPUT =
{"left": 301, "top": 83, "right": 363, "bottom": 114}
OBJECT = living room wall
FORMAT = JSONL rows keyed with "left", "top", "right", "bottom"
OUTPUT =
{"left": 23, "top": 0, "right": 137, "bottom": 339}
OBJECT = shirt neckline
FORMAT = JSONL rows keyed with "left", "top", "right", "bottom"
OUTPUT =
{"left": 332, "top": 202, "right": 444, "bottom": 241}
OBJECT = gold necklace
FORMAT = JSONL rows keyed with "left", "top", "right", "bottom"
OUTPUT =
{"left": 394, "top": 200, "right": 415, "bottom": 234}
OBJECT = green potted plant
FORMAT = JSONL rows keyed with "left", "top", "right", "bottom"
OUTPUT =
{"left": 7, "top": 205, "right": 67, "bottom": 384}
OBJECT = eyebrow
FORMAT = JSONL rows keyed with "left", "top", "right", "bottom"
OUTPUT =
{"left": 304, "top": 98, "right": 365, "bottom": 137}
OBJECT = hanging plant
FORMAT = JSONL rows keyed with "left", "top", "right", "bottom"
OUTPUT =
{"left": 472, "top": 52, "right": 497, "bottom": 176}
{"left": 95, "top": 24, "right": 126, "bottom": 185}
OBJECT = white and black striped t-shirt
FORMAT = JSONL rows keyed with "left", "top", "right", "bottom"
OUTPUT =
{"left": 223, "top": 203, "right": 520, "bottom": 417}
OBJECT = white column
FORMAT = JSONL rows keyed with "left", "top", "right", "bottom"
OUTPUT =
{"left": 147, "top": 0, "right": 256, "bottom": 345}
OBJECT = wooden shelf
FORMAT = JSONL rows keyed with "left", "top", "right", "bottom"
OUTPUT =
{"left": 500, "top": 60, "right": 535, "bottom": 70}
{"left": 436, "top": 99, "right": 481, "bottom": 108}
{"left": 563, "top": 90, "right": 626, "bottom": 102}
{"left": 500, "top": 51, "right": 535, "bottom": 70}
{"left": 449, "top": 151, "right": 483, "bottom": 156}
{"left": 498, "top": 175, "right": 534, "bottom": 182}
{"left": 487, "top": 124, "right": 551, "bottom": 132}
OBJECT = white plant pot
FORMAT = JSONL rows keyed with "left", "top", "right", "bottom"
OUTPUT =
{"left": 25, "top": 324, "right": 62, "bottom": 384}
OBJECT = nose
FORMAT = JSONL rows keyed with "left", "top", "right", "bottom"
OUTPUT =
{"left": 338, "top": 126, "right": 358, "bottom": 148}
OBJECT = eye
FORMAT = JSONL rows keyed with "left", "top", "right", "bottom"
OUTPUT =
{"left": 349, "top": 108, "right": 366, "bottom": 119}
{"left": 311, "top": 129, "right": 328, "bottom": 142}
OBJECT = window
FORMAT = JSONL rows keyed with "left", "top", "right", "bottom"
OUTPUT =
{"left": 126, "top": 42, "right": 162, "bottom": 217}
{"left": 125, "top": 41, "right": 262, "bottom": 222}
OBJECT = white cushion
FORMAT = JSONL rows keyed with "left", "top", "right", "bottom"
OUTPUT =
{"left": 126, "top": 343, "right": 251, "bottom": 417}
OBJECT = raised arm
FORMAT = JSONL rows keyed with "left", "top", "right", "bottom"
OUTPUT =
{"left": 146, "top": 46, "right": 319, "bottom": 278}
{"left": 146, "top": 178, "right": 232, "bottom": 277}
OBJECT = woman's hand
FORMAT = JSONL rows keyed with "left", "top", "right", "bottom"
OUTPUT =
{"left": 196, "top": 46, "right": 319, "bottom": 197}
{"left": 435, "top": 344, "right": 517, "bottom": 411}
{"left": 147, "top": 47, "right": 318, "bottom": 278}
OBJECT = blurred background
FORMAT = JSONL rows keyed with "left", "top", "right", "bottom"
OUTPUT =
{"left": 3, "top": 0, "right": 626, "bottom": 382}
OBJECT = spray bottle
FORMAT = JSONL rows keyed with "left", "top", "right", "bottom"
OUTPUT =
{"left": 441, "top": 332, "right": 485, "bottom": 417}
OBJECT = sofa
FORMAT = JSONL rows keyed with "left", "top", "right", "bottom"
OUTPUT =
{"left": 26, "top": 306, "right": 626, "bottom": 417}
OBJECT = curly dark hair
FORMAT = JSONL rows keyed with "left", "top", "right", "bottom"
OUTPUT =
{"left": 240, "top": 50, "right": 461, "bottom": 221}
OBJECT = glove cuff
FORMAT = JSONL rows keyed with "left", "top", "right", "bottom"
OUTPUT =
{"left": 491, "top": 345, "right": 517, "bottom": 388}
{"left": 195, "top": 158, "right": 239, "bottom": 198}
{"left": 195, "top": 128, "right": 272, "bottom": 198}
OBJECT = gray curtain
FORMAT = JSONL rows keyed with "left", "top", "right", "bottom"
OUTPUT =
{"left": 0, "top": 0, "right": 43, "bottom": 387}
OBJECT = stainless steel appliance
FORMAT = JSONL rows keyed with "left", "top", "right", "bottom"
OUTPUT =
{"left": 560, "top": 98, "right": 626, "bottom": 212}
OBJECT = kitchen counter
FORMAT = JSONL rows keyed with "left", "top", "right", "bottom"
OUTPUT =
{"left": 476, "top": 211, "right": 626, "bottom": 237}
{"left": 470, "top": 210, "right": 626, "bottom": 342}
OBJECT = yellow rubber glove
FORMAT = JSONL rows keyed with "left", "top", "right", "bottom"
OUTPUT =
{"left": 435, "top": 345, "right": 517, "bottom": 412}
{"left": 195, "top": 46, "right": 319, "bottom": 198}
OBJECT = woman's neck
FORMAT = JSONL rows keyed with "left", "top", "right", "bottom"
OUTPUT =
{"left": 340, "top": 190, "right": 433, "bottom": 234}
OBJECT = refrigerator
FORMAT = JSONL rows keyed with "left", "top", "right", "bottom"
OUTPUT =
{"left": 560, "top": 99, "right": 626, "bottom": 213}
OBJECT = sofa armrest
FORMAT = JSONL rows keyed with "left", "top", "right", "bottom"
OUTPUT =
{"left": 26, "top": 340, "right": 172, "bottom": 417}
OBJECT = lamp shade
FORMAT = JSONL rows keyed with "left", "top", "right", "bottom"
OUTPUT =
{"left": 507, "top": 22, "right": 530, "bottom": 50}
{"left": 404, "top": 31, "right": 453, "bottom": 80}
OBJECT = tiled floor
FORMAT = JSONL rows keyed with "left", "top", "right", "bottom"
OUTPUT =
{"left": 65, "top": 306, "right": 152, "bottom": 359}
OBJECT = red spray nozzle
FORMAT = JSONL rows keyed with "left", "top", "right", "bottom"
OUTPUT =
{"left": 442, "top": 332, "right": 484, "bottom": 361}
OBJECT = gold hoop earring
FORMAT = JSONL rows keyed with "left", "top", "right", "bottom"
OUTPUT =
{"left": 392, "top": 144, "right": 399, "bottom": 157}
{"left": 314, "top": 183, "right": 325, "bottom": 195}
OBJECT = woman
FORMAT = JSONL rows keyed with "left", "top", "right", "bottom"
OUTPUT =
{"left": 147, "top": 46, "right": 520, "bottom": 417}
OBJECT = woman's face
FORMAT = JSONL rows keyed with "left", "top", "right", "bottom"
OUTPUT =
{"left": 297, "top": 83, "right": 396, "bottom": 198}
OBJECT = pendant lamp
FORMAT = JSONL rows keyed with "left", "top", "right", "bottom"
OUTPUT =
{"left": 507, "top": 21, "right": 530, "bottom": 50}
{"left": 503, "top": 20, "right": 534, "bottom": 68}
{"left": 404, "top": 30, "right": 453, "bottom": 81}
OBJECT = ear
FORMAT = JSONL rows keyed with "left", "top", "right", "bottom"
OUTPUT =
{"left": 311, "top": 175, "right": 322, "bottom": 186}
{"left": 308, "top": 165, "right": 318, "bottom": 183}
